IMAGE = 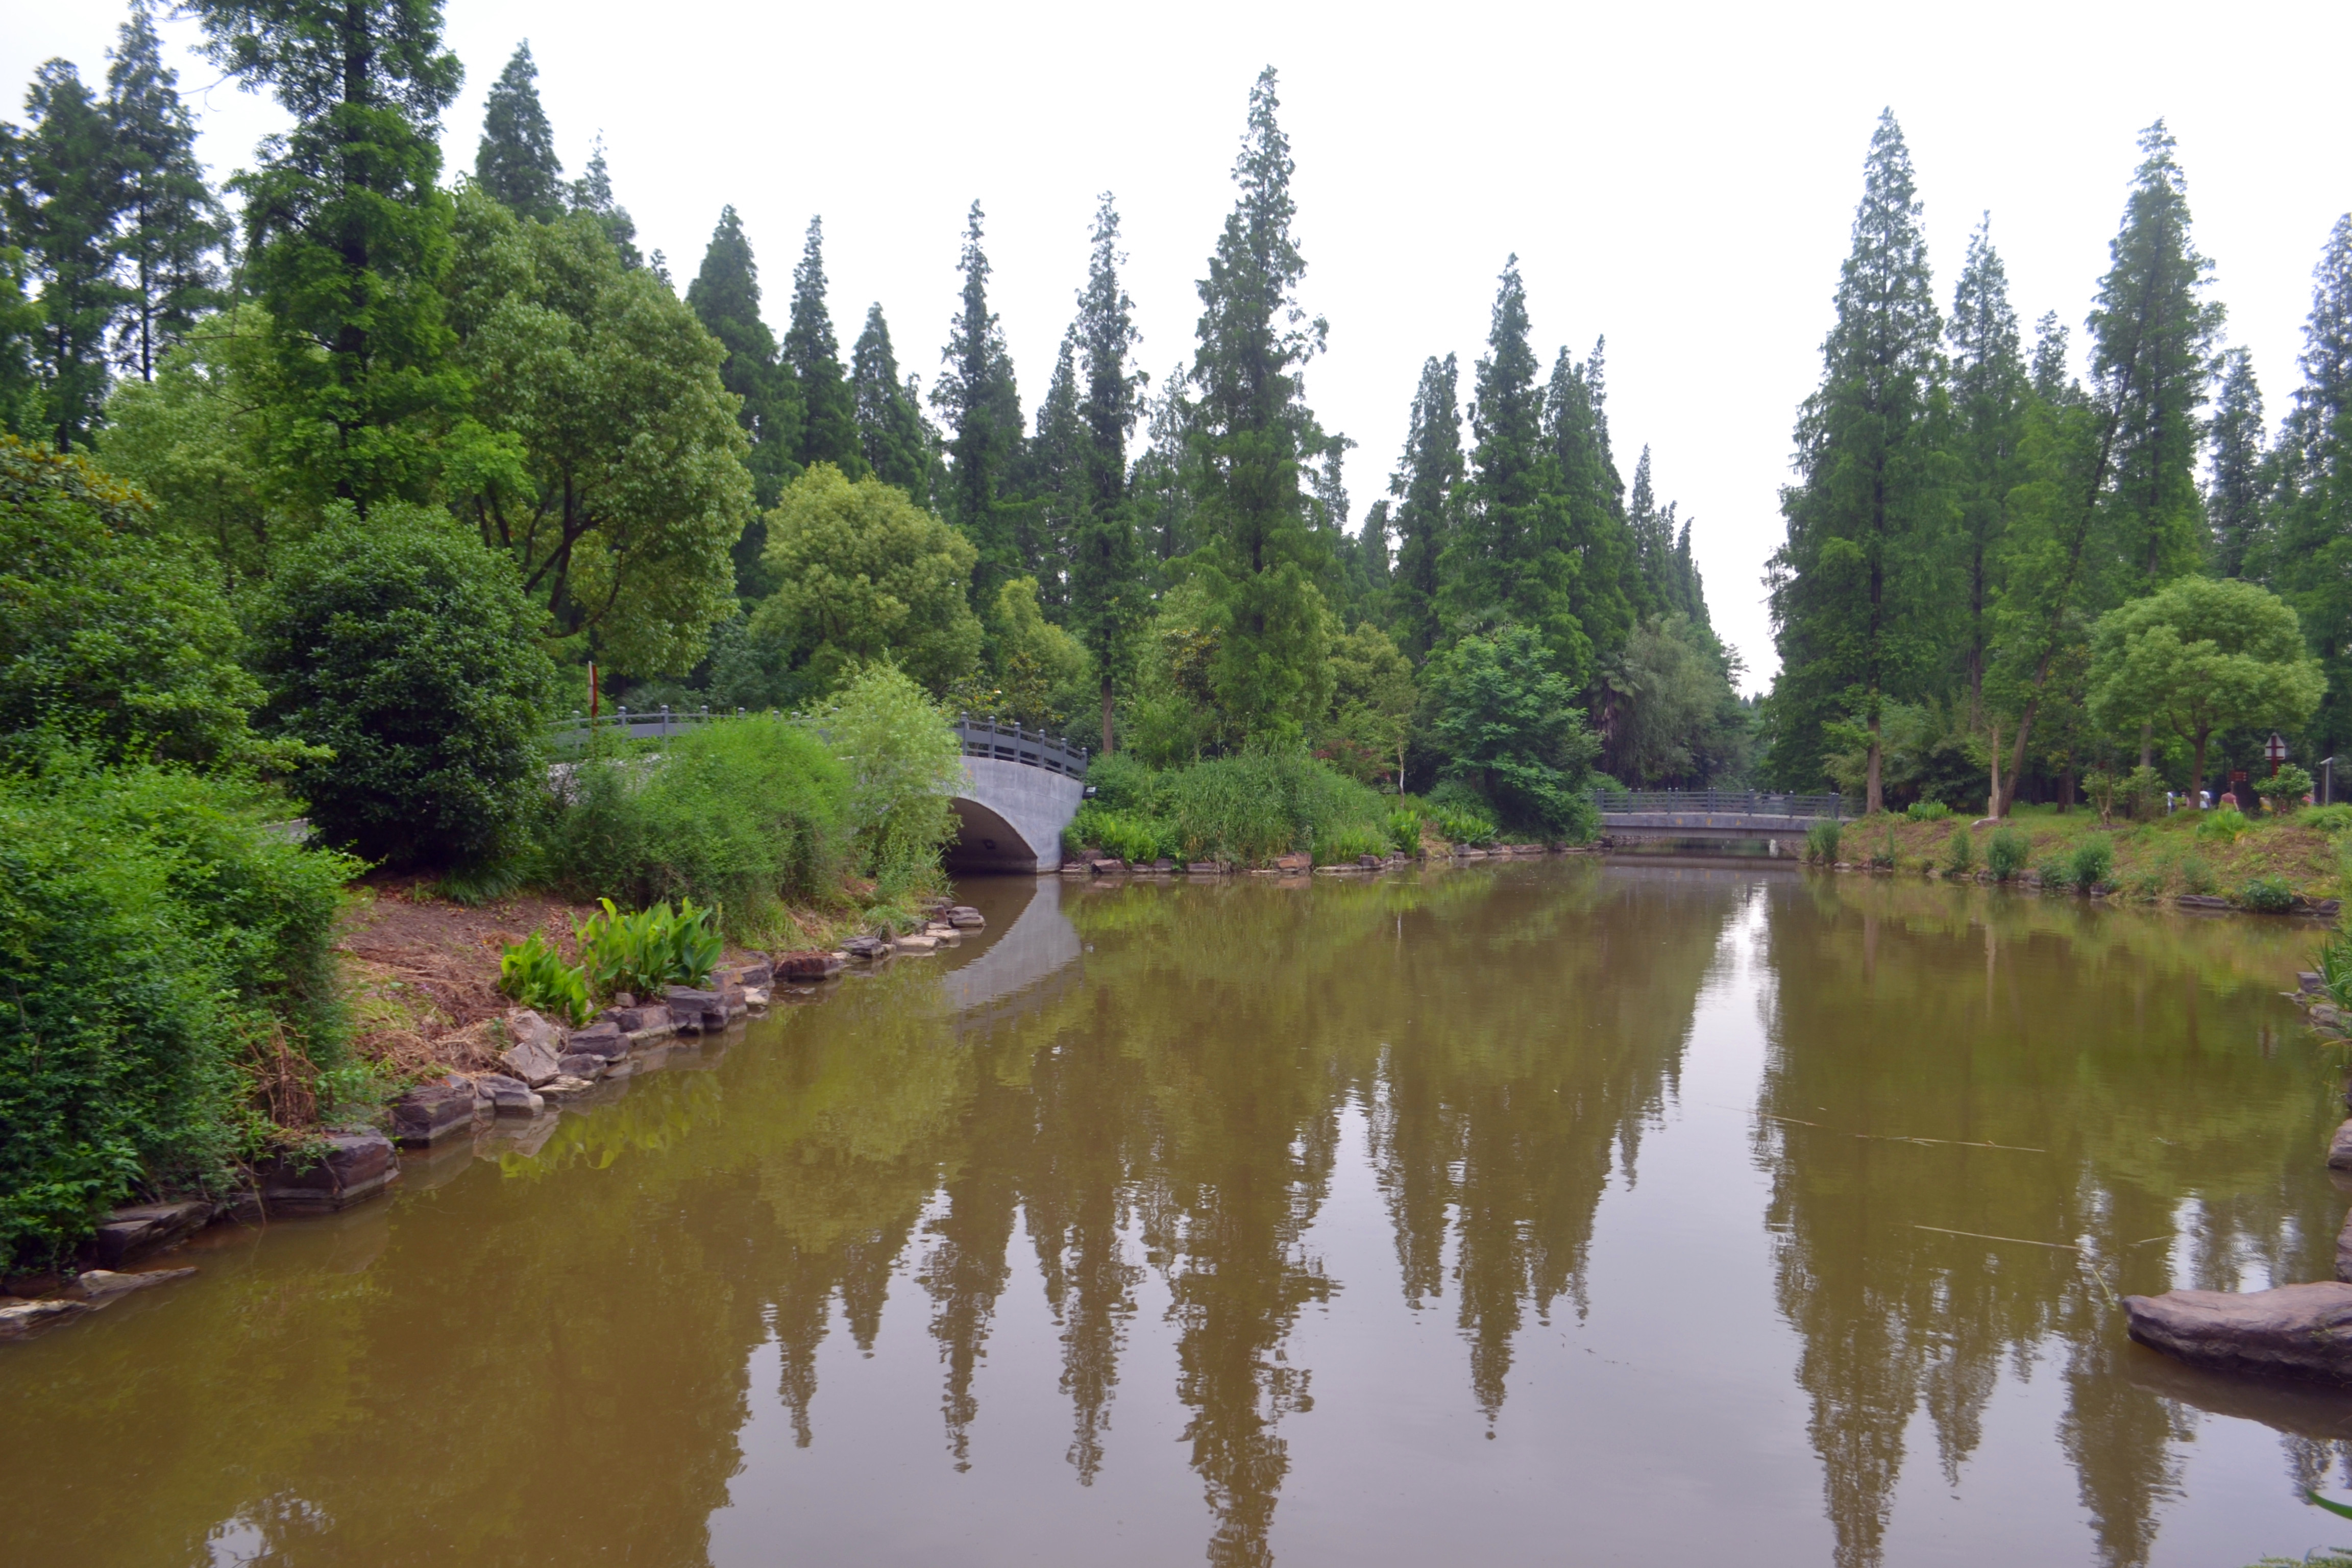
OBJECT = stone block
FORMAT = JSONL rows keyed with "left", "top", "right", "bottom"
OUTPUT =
{"left": 841, "top": 935, "right": 889, "bottom": 959}
{"left": 499, "top": 1009, "right": 565, "bottom": 1086}
{"left": 776, "top": 950, "right": 845, "bottom": 982}
{"left": 1187, "top": 862, "right": 1223, "bottom": 875}
{"left": 257, "top": 1131, "right": 400, "bottom": 1214}
{"left": 476, "top": 1073, "right": 539, "bottom": 1118}
{"left": 0, "top": 1298, "right": 89, "bottom": 1337}
{"left": 64, "top": 1266, "right": 196, "bottom": 1302}
{"left": 81, "top": 1200, "right": 213, "bottom": 1269}
{"left": 564, "top": 1020, "right": 628, "bottom": 1060}
{"left": 2126, "top": 1282, "right": 2352, "bottom": 1379}
{"left": 557, "top": 1053, "right": 608, "bottom": 1081}
{"left": 1273, "top": 852, "right": 1310, "bottom": 872}
{"left": 388, "top": 1083, "right": 477, "bottom": 1148}
{"left": 736, "top": 957, "right": 774, "bottom": 989}
{"left": 893, "top": 933, "right": 939, "bottom": 953}
{"left": 664, "top": 986, "right": 726, "bottom": 1033}
{"left": 946, "top": 907, "right": 986, "bottom": 928}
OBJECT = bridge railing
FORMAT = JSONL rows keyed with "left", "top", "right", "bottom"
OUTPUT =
{"left": 954, "top": 716, "right": 1090, "bottom": 779}
{"left": 1593, "top": 789, "right": 1843, "bottom": 819}
{"left": 543, "top": 705, "right": 1090, "bottom": 780}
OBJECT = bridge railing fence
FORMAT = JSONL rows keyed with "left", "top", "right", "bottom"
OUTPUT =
{"left": 1592, "top": 789, "right": 1843, "bottom": 819}
{"left": 543, "top": 705, "right": 1091, "bottom": 780}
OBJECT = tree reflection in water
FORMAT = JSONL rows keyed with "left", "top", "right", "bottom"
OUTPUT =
{"left": 0, "top": 864, "right": 2343, "bottom": 1568}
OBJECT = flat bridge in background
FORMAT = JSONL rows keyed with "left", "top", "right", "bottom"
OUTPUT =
{"left": 1594, "top": 790, "right": 1843, "bottom": 846}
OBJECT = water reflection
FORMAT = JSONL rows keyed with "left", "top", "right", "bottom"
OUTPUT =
{"left": 1, "top": 863, "right": 2347, "bottom": 1567}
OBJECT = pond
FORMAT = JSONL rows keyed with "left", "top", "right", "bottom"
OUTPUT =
{"left": 4, "top": 861, "right": 2349, "bottom": 1567}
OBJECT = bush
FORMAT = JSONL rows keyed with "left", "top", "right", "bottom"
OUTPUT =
{"left": 0, "top": 758, "right": 358, "bottom": 1268}
{"left": 2197, "top": 807, "right": 2250, "bottom": 844}
{"left": 1986, "top": 826, "right": 2030, "bottom": 881}
{"left": 251, "top": 505, "right": 554, "bottom": 870}
{"left": 2302, "top": 803, "right": 2352, "bottom": 834}
{"left": 542, "top": 716, "right": 850, "bottom": 935}
{"left": 575, "top": 898, "right": 724, "bottom": 998}
{"left": 2259, "top": 765, "right": 2315, "bottom": 815}
{"left": 1905, "top": 800, "right": 1950, "bottom": 822}
{"left": 1804, "top": 819, "right": 1842, "bottom": 864}
{"left": 1314, "top": 823, "right": 1392, "bottom": 864}
{"left": 826, "top": 665, "right": 965, "bottom": 902}
{"left": 498, "top": 932, "right": 590, "bottom": 1024}
{"left": 0, "top": 437, "right": 273, "bottom": 768}
{"left": 2119, "top": 765, "right": 2165, "bottom": 822}
{"left": 1084, "top": 751, "right": 1161, "bottom": 814}
{"left": 2318, "top": 924, "right": 2352, "bottom": 1010}
{"left": 2068, "top": 837, "right": 2114, "bottom": 892}
{"left": 1942, "top": 825, "right": 1974, "bottom": 876}
{"left": 2177, "top": 853, "right": 2217, "bottom": 895}
{"left": 1389, "top": 808, "right": 1423, "bottom": 856}
{"left": 1066, "top": 803, "right": 1175, "bottom": 865}
{"left": 2239, "top": 875, "right": 2296, "bottom": 914}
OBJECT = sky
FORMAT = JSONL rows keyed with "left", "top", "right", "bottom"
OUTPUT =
{"left": 7, "top": 0, "right": 2350, "bottom": 694}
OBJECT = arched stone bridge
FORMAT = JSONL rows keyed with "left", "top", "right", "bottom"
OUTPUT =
{"left": 544, "top": 707, "right": 1090, "bottom": 874}
{"left": 944, "top": 718, "right": 1089, "bottom": 874}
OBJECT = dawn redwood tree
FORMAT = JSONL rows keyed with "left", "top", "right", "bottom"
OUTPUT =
{"left": 568, "top": 135, "right": 638, "bottom": 267}
{"left": 851, "top": 303, "right": 936, "bottom": 503}
{"left": 785, "top": 216, "right": 865, "bottom": 478}
{"left": 1387, "top": 352, "right": 1462, "bottom": 662}
{"left": 1994, "top": 122, "right": 2223, "bottom": 806}
{"left": 933, "top": 200, "right": 1024, "bottom": 606}
{"left": 1186, "top": 66, "right": 1337, "bottom": 741}
{"left": 1066, "top": 192, "right": 1148, "bottom": 752}
{"left": 688, "top": 203, "right": 798, "bottom": 593}
{"left": 14, "top": 61, "right": 124, "bottom": 450}
{"left": 1546, "top": 340, "right": 1639, "bottom": 664}
{"left": 190, "top": 0, "right": 466, "bottom": 510}
{"left": 2206, "top": 347, "right": 2265, "bottom": 579}
{"left": 2269, "top": 215, "right": 2352, "bottom": 754}
{"left": 105, "top": 2, "right": 227, "bottom": 382}
{"left": 1946, "top": 214, "right": 2028, "bottom": 704}
{"left": 474, "top": 40, "right": 563, "bottom": 222}
{"left": 1766, "top": 110, "right": 1947, "bottom": 811}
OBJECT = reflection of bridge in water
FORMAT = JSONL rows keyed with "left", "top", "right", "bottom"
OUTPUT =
{"left": 936, "top": 876, "right": 1081, "bottom": 1035}
{"left": 1595, "top": 789, "right": 1844, "bottom": 849}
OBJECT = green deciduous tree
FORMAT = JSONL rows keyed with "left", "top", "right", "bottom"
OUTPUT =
{"left": 1423, "top": 622, "right": 1599, "bottom": 837}
{"left": 1599, "top": 613, "right": 1750, "bottom": 789}
{"left": 1188, "top": 67, "right": 1335, "bottom": 742}
{"left": 2087, "top": 576, "right": 2323, "bottom": 799}
{"left": 251, "top": 503, "right": 554, "bottom": 869}
{"left": 1767, "top": 110, "right": 1947, "bottom": 810}
{"left": 0, "top": 436, "right": 266, "bottom": 767}
{"left": 785, "top": 216, "right": 865, "bottom": 479}
{"left": 447, "top": 190, "right": 750, "bottom": 676}
{"left": 851, "top": 302, "right": 936, "bottom": 502}
{"left": 474, "top": 40, "right": 563, "bottom": 222}
{"left": 751, "top": 462, "right": 983, "bottom": 699}
{"left": 105, "top": 3, "right": 227, "bottom": 383}
{"left": 1318, "top": 619, "right": 1413, "bottom": 789}
{"left": 190, "top": 0, "right": 466, "bottom": 510}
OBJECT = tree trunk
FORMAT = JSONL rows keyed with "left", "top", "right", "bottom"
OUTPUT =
{"left": 2192, "top": 727, "right": 2209, "bottom": 808}
{"left": 1865, "top": 708, "right": 1884, "bottom": 817}
{"left": 1988, "top": 717, "right": 2003, "bottom": 819}
{"left": 2138, "top": 720, "right": 2153, "bottom": 771}
{"left": 1999, "top": 695, "right": 2039, "bottom": 816}
{"left": 1099, "top": 675, "right": 1114, "bottom": 757}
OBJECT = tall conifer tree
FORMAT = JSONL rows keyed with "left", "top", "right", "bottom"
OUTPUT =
{"left": 1188, "top": 67, "right": 1334, "bottom": 739}
{"left": 783, "top": 216, "right": 865, "bottom": 478}
{"left": 1446, "top": 258, "right": 1586, "bottom": 678}
{"left": 1067, "top": 192, "right": 1148, "bottom": 752}
{"left": 934, "top": 200, "right": 1024, "bottom": 605}
{"left": 105, "top": 2, "right": 225, "bottom": 382}
{"left": 14, "top": 61, "right": 124, "bottom": 449}
{"left": 474, "top": 41, "right": 562, "bottom": 222}
{"left": 1546, "top": 342, "right": 1639, "bottom": 660}
{"left": 1627, "top": 447, "right": 1674, "bottom": 605}
{"left": 851, "top": 303, "right": 935, "bottom": 502}
{"left": 191, "top": 0, "right": 465, "bottom": 508}
{"left": 1946, "top": 214, "right": 2027, "bottom": 704}
{"left": 687, "top": 205, "right": 797, "bottom": 592}
{"left": 1387, "top": 353, "right": 1461, "bottom": 661}
{"left": 1994, "top": 122, "right": 2223, "bottom": 802}
{"left": 569, "top": 135, "right": 638, "bottom": 267}
{"left": 2270, "top": 216, "right": 2352, "bottom": 753}
{"left": 1766, "top": 110, "right": 1946, "bottom": 809}
{"left": 2206, "top": 347, "right": 2265, "bottom": 578}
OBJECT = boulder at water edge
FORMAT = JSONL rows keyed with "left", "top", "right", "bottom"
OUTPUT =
{"left": 499, "top": 1009, "right": 565, "bottom": 1086}
{"left": 2330, "top": 1120, "right": 2352, "bottom": 1170}
{"left": 2124, "top": 1282, "right": 2352, "bottom": 1379}
{"left": 388, "top": 1082, "right": 476, "bottom": 1147}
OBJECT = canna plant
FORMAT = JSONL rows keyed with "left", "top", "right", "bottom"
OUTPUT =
{"left": 575, "top": 897, "right": 725, "bottom": 999}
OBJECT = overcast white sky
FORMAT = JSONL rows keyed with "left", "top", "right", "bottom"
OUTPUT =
{"left": 8, "top": 1, "right": 2349, "bottom": 692}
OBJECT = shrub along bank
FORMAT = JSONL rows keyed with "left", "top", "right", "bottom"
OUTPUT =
{"left": 1067, "top": 750, "right": 1398, "bottom": 867}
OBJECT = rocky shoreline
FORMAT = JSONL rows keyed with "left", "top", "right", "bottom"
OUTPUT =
{"left": 0, "top": 897, "right": 992, "bottom": 1341}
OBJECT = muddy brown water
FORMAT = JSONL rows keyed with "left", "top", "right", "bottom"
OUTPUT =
{"left": 6, "top": 861, "right": 2352, "bottom": 1567}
